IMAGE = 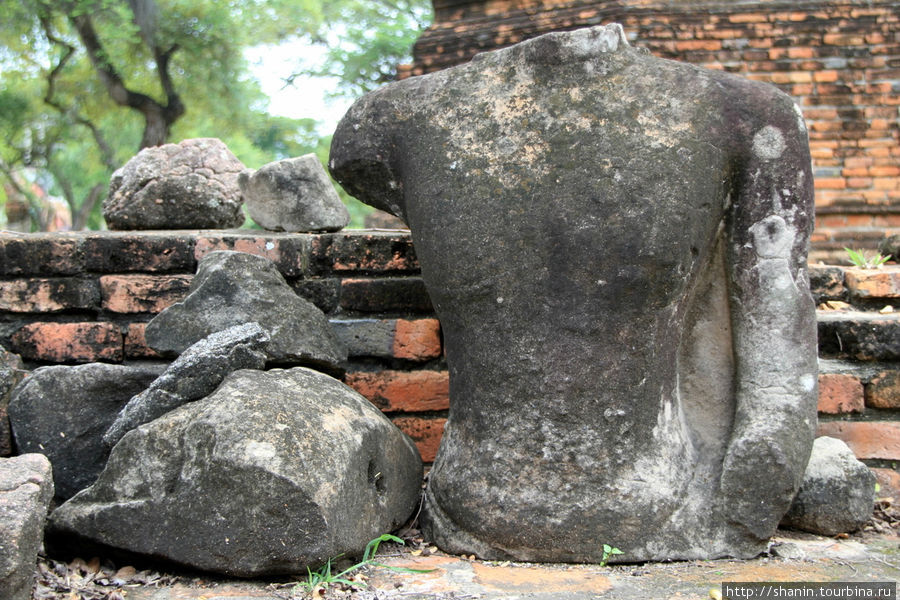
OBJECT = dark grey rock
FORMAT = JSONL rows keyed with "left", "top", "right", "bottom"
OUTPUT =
{"left": 331, "top": 23, "right": 818, "bottom": 562}
{"left": 145, "top": 251, "right": 346, "bottom": 372}
{"left": 877, "top": 234, "right": 899, "bottom": 260}
{"left": 8, "top": 364, "right": 163, "bottom": 500}
{"left": 818, "top": 311, "right": 900, "bottom": 361}
{"left": 103, "top": 138, "right": 246, "bottom": 230}
{"left": 0, "top": 347, "right": 26, "bottom": 457}
{"left": 239, "top": 154, "right": 349, "bottom": 232}
{"left": 331, "top": 319, "right": 396, "bottom": 358}
{"left": 103, "top": 323, "right": 270, "bottom": 447}
{"left": 808, "top": 265, "right": 847, "bottom": 304}
{"left": 49, "top": 367, "right": 423, "bottom": 577}
{"left": 781, "top": 437, "right": 875, "bottom": 536}
{"left": 0, "top": 454, "right": 54, "bottom": 600}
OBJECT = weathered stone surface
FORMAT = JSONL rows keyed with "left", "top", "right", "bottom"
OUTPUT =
{"left": 8, "top": 364, "right": 163, "bottom": 500}
{"left": 781, "top": 437, "right": 875, "bottom": 535}
{"left": 818, "top": 312, "right": 900, "bottom": 361}
{"left": 878, "top": 234, "right": 900, "bottom": 260}
{"left": 239, "top": 154, "right": 349, "bottom": 232}
{"left": 49, "top": 367, "right": 423, "bottom": 577}
{"left": 104, "top": 323, "right": 270, "bottom": 447}
{"left": 331, "top": 24, "right": 818, "bottom": 562}
{"left": 0, "top": 454, "right": 54, "bottom": 600}
{"left": 808, "top": 265, "right": 846, "bottom": 303}
{"left": 145, "top": 251, "right": 346, "bottom": 371}
{"left": 0, "top": 347, "right": 26, "bottom": 457}
{"left": 103, "top": 138, "right": 246, "bottom": 230}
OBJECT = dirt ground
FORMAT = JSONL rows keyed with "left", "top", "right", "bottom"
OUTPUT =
{"left": 31, "top": 503, "right": 900, "bottom": 600}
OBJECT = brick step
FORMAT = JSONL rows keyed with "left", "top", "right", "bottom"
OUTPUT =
{"left": 809, "top": 264, "right": 900, "bottom": 302}
{"left": 817, "top": 310, "right": 900, "bottom": 361}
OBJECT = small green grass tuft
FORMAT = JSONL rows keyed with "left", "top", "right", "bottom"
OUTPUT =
{"left": 293, "top": 533, "right": 433, "bottom": 597}
{"left": 845, "top": 247, "right": 892, "bottom": 269}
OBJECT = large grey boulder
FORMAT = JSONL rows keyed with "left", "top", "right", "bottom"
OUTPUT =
{"left": 8, "top": 364, "right": 163, "bottom": 500}
{"left": 49, "top": 367, "right": 423, "bottom": 577}
{"left": 239, "top": 154, "right": 350, "bottom": 232}
{"left": 145, "top": 251, "right": 346, "bottom": 373}
{"left": 0, "top": 454, "right": 54, "bottom": 600}
{"left": 103, "top": 322, "right": 270, "bottom": 447}
{"left": 0, "top": 347, "right": 26, "bottom": 457}
{"left": 781, "top": 437, "right": 875, "bottom": 535}
{"left": 331, "top": 23, "right": 818, "bottom": 562}
{"left": 103, "top": 138, "right": 246, "bottom": 230}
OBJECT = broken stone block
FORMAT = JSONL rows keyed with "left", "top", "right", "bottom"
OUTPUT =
{"left": 103, "top": 138, "right": 246, "bottom": 230}
{"left": 239, "top": 154, "right": 349, "bottom": 232}
{"left": 8, "top": 363, "right": 163, "bottom": 500}
{"left": 144, "top": 250, "right": 346, "bottom": 372}
{"left": 782, "top": 436, "right": 875, "bottom": 535}
{"left": 331, "top": 23, "right": 818, "bottom": 561}
{"left": 49, "top": 367, "right": 423, "bottom": 577}
{"left": 0, "top": 454, "right": 54, "bottom": 600}
{"left": 103, "top": 322, "right": 270, "bottom": 447}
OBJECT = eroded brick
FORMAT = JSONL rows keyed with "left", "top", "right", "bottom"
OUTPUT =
{"left": 124, "top": 322, "right": 162, "bottom": 359}
{"left": 83, "top": 232, "right": 196, "bottom": 273}
{"left": 346, "top": 370, "right": 450, "bottom": 412}
{"left": 100, "top": 275, "right": 192, "bottom": 314}
{"left": 394, "top": 319, "right": 442, "bottom": 361}
{"left": 866, "top": 370, "right": 900, "bottom": 409}
{"left": 11, "top": 322, "right": 123, "bottom": 363}
{"left": 845, "top": 267, "right": 900, "bottom": 299}
{"left": 0, "top": 234, "right": 84, "bottom": 275}
{"left": 817, "top": 421, "right": 900, "bottom": 460}
{"left": 872, "top": 467, "right": 900, "bottom": 502}
{"left": 195, "top": 234, "right": 311, "bottom": 277}
{"left": 0, "top": 278, "right": 100, "bottom": 313}
{"left": 340, "top": 277, "right": 433, "bottom": 313}
{"left": 817, "top": 373, "right": 864, "bottom": 414}
{"left": 391, "top": 415, "right": 447, "bottom": 463}
{"left": 316, "top": 232, "right": 419, "bottom": 273}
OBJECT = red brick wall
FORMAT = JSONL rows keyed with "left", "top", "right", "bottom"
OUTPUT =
{"left": 2, "top": 231, "right": 898, "bottom": 480}
{"left": 0, "top": 231, "right": 446, "bottom": 462}
{"left": 408, "top": 0, "right": 900, "bottom": 261}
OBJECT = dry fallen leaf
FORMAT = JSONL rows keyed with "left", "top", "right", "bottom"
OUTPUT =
{"left": 86, "top": 557, "right": 101, "bottom": 574}
{"left": 818, "top": 300, "right": 852, "bottom": 311}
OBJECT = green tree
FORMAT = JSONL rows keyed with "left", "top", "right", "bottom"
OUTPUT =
{"left": 0, "top": 0, "right": 431, "bottom": 231}
{"left": 294, "top": 0, "right": 432, "bottom": 98}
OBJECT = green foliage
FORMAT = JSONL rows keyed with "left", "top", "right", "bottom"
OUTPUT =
{"left": 599, "top": 544, "right": 624, "bottom": 567}
{"left": 844, "top": 247, "right": 892, "bottom": 269}
{"left": 0, "top": 0, "right": 426, "bottom": 230}
{"left": 294, "top": 0, "right": 433, "bottom": 98}
{"left": 294, "top": 533, "right": 433, "bottom": 596}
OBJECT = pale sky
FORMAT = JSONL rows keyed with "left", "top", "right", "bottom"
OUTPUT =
{"left": 245, "top": 39, "right": 354, "bottom": 135}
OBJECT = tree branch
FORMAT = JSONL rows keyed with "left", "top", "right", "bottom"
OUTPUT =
{"left": 67, "top": 9, "right": 184, "bottom": 147}
{"left": 39, "top": 15, "right": 118, "bottom": 172}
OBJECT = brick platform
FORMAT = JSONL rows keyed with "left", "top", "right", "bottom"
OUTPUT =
{"left": 1, "top": 230, "right": 898, "bottom": 475}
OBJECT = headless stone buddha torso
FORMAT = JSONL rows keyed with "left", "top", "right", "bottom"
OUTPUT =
{"left": 330, "top": 24, "right": 818, "bottom": 562}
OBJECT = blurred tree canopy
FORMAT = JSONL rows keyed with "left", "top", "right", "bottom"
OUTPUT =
{"left": 0, "top": 0, "right": 431, "bottom": 230}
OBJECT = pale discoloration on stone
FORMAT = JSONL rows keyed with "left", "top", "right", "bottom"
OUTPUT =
{"left": 752, "top": 125, "right": 787, "bottom": 160}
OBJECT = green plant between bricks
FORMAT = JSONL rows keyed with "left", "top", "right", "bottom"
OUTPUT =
{"left": 845, "top": 247, "right": 893, "bottom": 269}
{"left": 293, "top": 534, "right": 433, "bottom": 597}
